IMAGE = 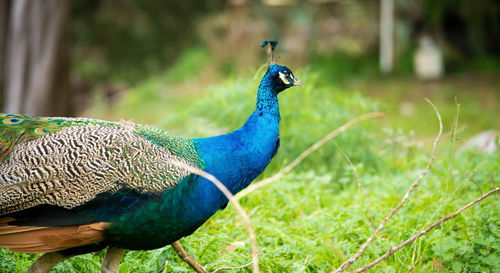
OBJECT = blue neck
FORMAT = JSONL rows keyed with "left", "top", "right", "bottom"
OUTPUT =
{"left": 191, "top": 75, "right": 282, "bottom": 215}
{"left": 256, "top": 72, "right": 281, "bottom": 120}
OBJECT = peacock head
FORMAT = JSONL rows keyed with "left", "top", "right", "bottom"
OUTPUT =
{"left": 266, "top": 64, "right": 303, "bottom": 93}
{"left": 260, "top": 40, "right": 302, "bottom": 93}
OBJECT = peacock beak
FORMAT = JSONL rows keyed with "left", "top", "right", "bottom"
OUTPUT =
{"left": 293, "top": 77, "right": 303, "bottom": 87}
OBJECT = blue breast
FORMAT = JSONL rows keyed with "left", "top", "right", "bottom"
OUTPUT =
{"left": 193, "top": 109, "right": 280, "bottom": 208}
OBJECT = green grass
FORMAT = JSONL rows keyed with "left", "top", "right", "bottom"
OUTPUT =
{"left": 1, "top": 52, "right": 499, "bottom": 272}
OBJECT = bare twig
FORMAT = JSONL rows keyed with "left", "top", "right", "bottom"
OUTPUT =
{"left": 168, "top": 161, "right": 259, "bottom": 273}
{"left": 405, "top": 253, "right": 424, "bottom": 273}
{"left": 491, "top": 173, "right": 498, "bottom": 197}
{"left": 236, "top": 112, "right": 386, "bottom": 200}
{"left": 158, "top": 260, "right": 168, "bottom": 273}
{"left": 469, "top": 176, "right": 483, "bottom": 196}
{"left": 166, "top": 241, "right": 252, "bottom": 273}
{"left": 333, "top": 99, "right": 442, "bottom": 273}
{"left": 299, "top": 255, "right": 311, "bottom": 273}
{"left": 420, "top": 125, "right": 465, "bottom": 144}
{"left": 334, "top": 141, "right": 375, "bottom": 231}
{"left": 254, "top": 63, "right": 268, "bottom": 80}
{"left": 170, "top": 241, "right": 208, "bottom": 273}
{"left": 346, "top": 187, "right": 499, "bottom": 273}
{"left": 211, "top": 262, "right": 253, "bottom": 273}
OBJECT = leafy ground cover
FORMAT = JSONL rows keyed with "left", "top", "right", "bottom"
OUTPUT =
{"left": 1, "top": 52, "right": 498, "bottom": 273}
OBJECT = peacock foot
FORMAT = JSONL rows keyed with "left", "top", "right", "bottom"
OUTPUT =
{"left": 101, "top": 247, "right": 125, "bottom": 273}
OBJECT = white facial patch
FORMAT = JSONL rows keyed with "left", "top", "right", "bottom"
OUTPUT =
{"left": 279, "top": 71, "right": 290, "bottom": 85}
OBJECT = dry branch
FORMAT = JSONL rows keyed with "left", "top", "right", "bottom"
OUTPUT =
{"left": 211, "top": 262, "right": 253, "bottom": 273}
{"left": 346, "top": 187, "right": 499, "bottom": 273}
{"left": 164, "top": 241, "right": 252, "bottom": 273}
{"left": 170, "top": 241, "right": 208, "bottom": 273}
{"left": 168, "top": 161, "right": 259, "bottom": 273}
{"left": 333, "top": 141, "right": 375, "bottom": 231}
{"left": 236, "top": 112, "right": 386, "bottom": 200}
{"left": 405, "top": 253, "right": 424, "bottom": 273}
{"left": 332, "top": 99, "right": 442, "bottom": 273}
{"left": 300, "top": 255, "right": 311, "bottom": 273}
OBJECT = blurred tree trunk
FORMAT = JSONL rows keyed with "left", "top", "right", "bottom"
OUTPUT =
{"left": 0, "top": 0, "right": 10, "bottom": 101}
{"left": 379, "top": 0, "right": 394, "bottom": 74}
{"left": 2, "top": 0, "right": 71, "bottom": 116}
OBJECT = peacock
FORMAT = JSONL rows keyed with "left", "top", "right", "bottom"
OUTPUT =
{"left": 0, "top": 41, "right": 302, "bottom": 273}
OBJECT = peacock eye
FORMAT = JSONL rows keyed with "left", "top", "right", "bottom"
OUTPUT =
{"left": 278, "top": 71, "right": 291, "bottom": 85}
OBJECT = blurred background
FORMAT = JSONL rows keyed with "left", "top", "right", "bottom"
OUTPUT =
{"left": 1, "top": 0, "right": 499, "bottom": 117}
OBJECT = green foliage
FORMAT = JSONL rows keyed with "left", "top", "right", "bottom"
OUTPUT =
{"left": 71, "top": 0, "right": 224, "bottom": 84}
{"left": 310, "top": 52, "right": 380, "bottom": 84}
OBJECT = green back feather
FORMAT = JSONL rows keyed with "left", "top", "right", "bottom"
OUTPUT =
{"left": 135, "top": 125, "right": 205, "bottom": 168}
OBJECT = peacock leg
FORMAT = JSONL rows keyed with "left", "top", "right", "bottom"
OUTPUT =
{"left": 27, "top": 252, "right": 75, "bottom": 273}
{"left": 171, "top": 241, "right": 208, "bottom": 273}
{"left": 101, "top": 246, "right": 125, "bottom": 273}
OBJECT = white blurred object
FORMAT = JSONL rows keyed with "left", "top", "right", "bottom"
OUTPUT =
{"left": 414, "top": 35, "right": 444, "bottom": 80}
{"left": 399, "top": 101, "right": 415, "bottom": 116}
{"left": 380, "top": 0, "right": 394, "bottom": 74}
{"left": 262, "top": 0, "right": 297, "bottom": 6}
{"left": 460, "top": 130, "right": 499, "bottom": 154}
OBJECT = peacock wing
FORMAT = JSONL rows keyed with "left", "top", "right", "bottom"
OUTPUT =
{"left": 0, "top": 115, "right": 204, "bottom": 216}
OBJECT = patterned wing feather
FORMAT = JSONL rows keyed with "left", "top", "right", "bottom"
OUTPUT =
{"left": 0, "top": 114, "right": 204, "bottom": 216}
{"left": 0, "top": 114, "right": 123, "bottom": 162}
